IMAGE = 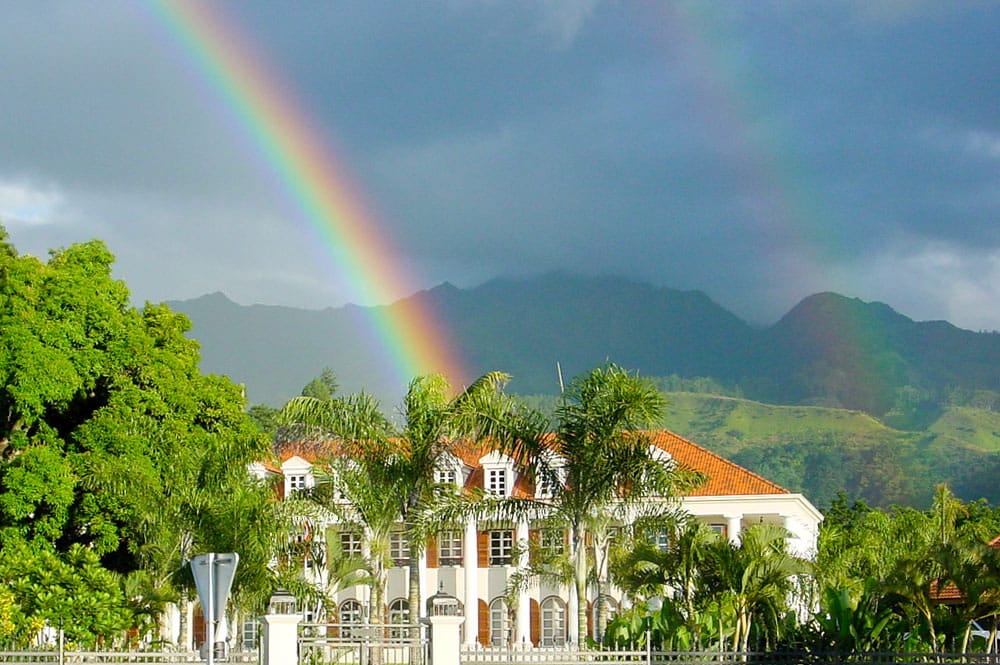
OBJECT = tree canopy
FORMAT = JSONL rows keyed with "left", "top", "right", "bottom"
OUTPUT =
{"left": 0, "top": 228, "right": 279, "bottom": 646}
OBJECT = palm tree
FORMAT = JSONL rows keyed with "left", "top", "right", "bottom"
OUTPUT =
{"left": 469, "top": 364, "right": 704, "bottom": 642}
{"left": 700, "top": 523, "right": 808, "bottom": 652}
{"left": 278, "top": 372, "right": 510, "bottom": 635}
{"left": 610, "top": 517, "right": 720, "bottom": 647}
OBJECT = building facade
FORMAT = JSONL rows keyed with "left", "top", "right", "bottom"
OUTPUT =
{"left": 274, "top": 430, "right": 822, "bottom": 648}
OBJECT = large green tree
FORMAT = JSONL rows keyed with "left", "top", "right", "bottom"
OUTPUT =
{"left": 0, "top": 228, "right": 278, "bottom": 644}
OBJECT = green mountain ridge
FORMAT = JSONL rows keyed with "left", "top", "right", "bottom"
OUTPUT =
{"left": 655, "top": 392, "right": 1000, "bottom": 510}
{"left": 169, "top": 273, "right": 1000, "bottom": 509}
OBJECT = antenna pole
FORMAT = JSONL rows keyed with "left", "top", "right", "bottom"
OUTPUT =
{"left": 556, "top": 362, "right": 565, "bottom": 393}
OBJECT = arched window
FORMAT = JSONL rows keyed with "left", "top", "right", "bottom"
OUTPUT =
{"left": 388, "top": 599, "right": 410, "bottom": 639}
{"left": 489, "top": 598, "right": 510, "bottom": 647}
{"left": 340, "top": 599, "right": 364, "bottom": 638}
{"left": 540, "top": 596, "right": 566, "bottom": 646}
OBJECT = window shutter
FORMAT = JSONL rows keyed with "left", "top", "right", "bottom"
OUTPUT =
{"left": 530, "top": 598, "right": 540, "bottom": 647}
{"left": 478, "top": 599, "right": 490, "bottom": 647}
{"left": 528, "top": 529, "right": 540, "bottom": 566}
{"left": 426, "top": 534, "right": 439, "bottom": 568}
{"left": 477, "top": 531, "right": 489, "bottom": 568}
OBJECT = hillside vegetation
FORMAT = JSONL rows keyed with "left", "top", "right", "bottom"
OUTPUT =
{"left": 660, "top": 392, "right": 1000, "bottom": 511}
{"left": 171, "top": 273, "right": 1000, "bottom": 510}
{"left": 517, "top": 389, "right": 1000, "bottom": 510}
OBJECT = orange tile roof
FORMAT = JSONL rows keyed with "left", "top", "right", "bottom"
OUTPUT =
{"left": 932, "top": 534, "right": 1000, "bottom": 603}
{"left": 274, "top": 429, "right": 788, "bottom": 498}
{"left": 643, "top": 430, "right": 790, "bottom": 497}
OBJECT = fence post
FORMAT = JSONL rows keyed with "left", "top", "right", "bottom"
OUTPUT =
{"left": 425, "top": 587, "right": 465, "bottom": 665}
{"left": 260, "top": 614, "right": 301, "bottom": 665}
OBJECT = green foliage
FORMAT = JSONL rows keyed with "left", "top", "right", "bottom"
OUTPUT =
{"left": 812, "top": 486, "right": 1000, "bottom": 654}
{"left": 300, "top": 368, "right": 338, "bottom": 401}
{"left": 278, "top": 371, "right": 511, "bottom": 627}
{"left": 0, "top": 229, "right": 282, "bottom": 642}
{"left": 0, "top": 542, "right": 135, "bottom": 648}
{"left": 659, "top": 391, "right": 1000, "bottom": 508}
{"left": 470, "top": 364, "right": 705, "bottom": 644}
{"left": 652, "top": 375, "right": 743, "bottom": 398}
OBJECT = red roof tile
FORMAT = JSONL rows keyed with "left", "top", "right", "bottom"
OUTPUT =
{"left": 643, "top": 430, "right": 790, "bottom": 496}
{"left": 273, "top": 429, "right": 788, "bottom": 498}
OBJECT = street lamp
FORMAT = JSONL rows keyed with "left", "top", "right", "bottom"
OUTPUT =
{"left": 268, "top": 589, "right": 297, "bottom": 616}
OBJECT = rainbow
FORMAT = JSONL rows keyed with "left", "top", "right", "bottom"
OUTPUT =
{"left": 643, "top": 3, "right": 842, "bottom": 289}
{"left": 143, "top": 0, "right": 468, "bottom": 391}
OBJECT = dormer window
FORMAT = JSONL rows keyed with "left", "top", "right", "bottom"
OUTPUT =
{"left": 535, "top": 452, "right": 565, "bottom": 499}
{"left": 434, "top": 454, "right": 464, "bottom": 489}
{"left": 287, "top": 474, "right": 307, "bottom": 493}
{"left": 435, "top": 467, "right": 457, "bottom": 485}
{"left": 487, "top": 468, "right": 508, "bottom": 497}
{"left": 536, "top": 466, "right": 564, "bottom": 499}
{"left": 480, "top": 451, "right": 514, "bottom": 498}
{"left": 281, "top": 456, "right": 314, "bottom": 497}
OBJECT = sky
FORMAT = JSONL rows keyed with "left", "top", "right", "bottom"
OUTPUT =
{"left": 1, "top": 1, "right": 998, "bottom": 331}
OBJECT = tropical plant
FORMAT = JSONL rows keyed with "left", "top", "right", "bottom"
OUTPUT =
{"left": 466, "top": 364, "right": 704, "bottom": 643}
{"left": 278, "top": 372, "right": 510, "bottom": 636}
{"left": 699, "top": 523, "right": 809, "bottom": 651}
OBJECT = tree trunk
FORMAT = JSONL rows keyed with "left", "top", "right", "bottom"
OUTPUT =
{"left": 573, "top": 527, "right": 588, "bottom": 644}
{"left": 369, "top": 562, "right": 387, "bottom": 665}
{"left": 593, "top": 529, "right": 610, "bottom": 643}
{"left": 407, "top": 538, "right": 421, "bottom": 665}
{"left": 178, "top": 590, "right": 192, "bottom": 652}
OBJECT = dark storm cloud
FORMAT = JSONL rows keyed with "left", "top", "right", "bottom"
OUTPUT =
{"left": 0, "top": 1, "right": 997, "bottom": 329}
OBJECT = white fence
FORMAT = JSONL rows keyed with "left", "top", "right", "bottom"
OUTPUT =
{"left": 0, "top": 652, "right": 257, "bottom": 665}
{"left": 297, "top": 623, "right": 426, "bottom": 665}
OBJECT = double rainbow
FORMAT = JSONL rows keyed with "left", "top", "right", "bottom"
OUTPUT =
{"left": 146, "top": 0, "right": 467, "bottom": 391}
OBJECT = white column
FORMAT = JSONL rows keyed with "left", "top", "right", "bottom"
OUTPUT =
{"left": 725, "top": 514, "right": 742, "bottom": 545}
{"left": 782, "top": 515, "right": 805, "bottom": 557}
{"left": 463, "top": 520, "right": 479, "bottom": 647}
{"left": 515, "top": 521, "right": 531, "bottom": 647}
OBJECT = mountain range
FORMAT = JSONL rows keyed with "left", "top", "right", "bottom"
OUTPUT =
{"left": 170, "top": 272, "right": 1000, "bottom": 420}
{"left": 170, "top": 273, "right": 1000, "bottom": 508}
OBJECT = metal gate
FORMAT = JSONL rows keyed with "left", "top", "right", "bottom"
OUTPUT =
{"left": 298, "top": 622, "right": 427, "bottom": 665}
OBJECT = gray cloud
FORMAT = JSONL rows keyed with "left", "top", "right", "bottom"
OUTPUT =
{"left": 1, "top": 0, "right": 998, "bottom": 331}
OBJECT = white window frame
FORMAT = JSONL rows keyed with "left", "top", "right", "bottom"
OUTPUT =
{"left": 287, "top": 473, "right": 307, "bottom": 493}
{"left": 647, "top": 528, "right": 671, "bottom": 552}
{"left": 489, "top": 530, "right": 513, "bottom": 565}
{"left": 390, "top": 532, "right": 410, "bottom": 566}
{"left": 388, "top": 599, "right": 410, "bottom": 638}
{"left": 240, "top": 616, "right": 259, "bottom": 651}
{"left": 541, "top": 596, "right": 567, "bottom": 647}
{"left": 535, "top": 462, "right": 565, "bottom": 499}
{"left": 489, "top": 598, "right": 510, "bottom": 647}
{"left": 435, "top": 467, "right": 457, "bottom": 485}
{"left": 340, "top": 599, "right": 364, "bottom": 637}
{"left": 486, "top": 468, "right": 508, "bottom": 497}
{"left": 540, "top": 528, "right": 565, "bottom": 556}
{"left": 437, "top": 530, "right": 462, "bottom": 565}
{"left": 339, "top": 531, "right": 363, "bottom": 558}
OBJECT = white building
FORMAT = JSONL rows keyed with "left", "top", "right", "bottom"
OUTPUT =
{"left": 274, "top": 429, "right": 822, "bottom": 648}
